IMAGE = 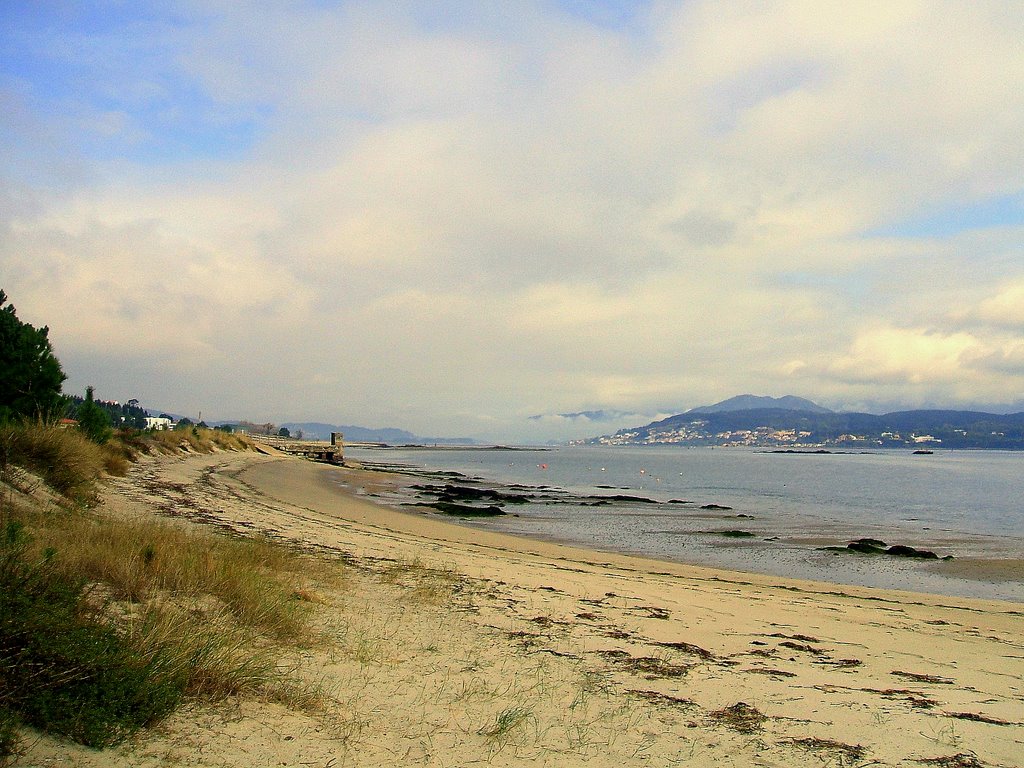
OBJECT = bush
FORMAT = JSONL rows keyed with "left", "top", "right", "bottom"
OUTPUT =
{"left": 0, "top": 521, "right": 186, "bottom": 749}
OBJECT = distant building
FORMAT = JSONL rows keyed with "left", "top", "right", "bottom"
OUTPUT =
{"left": 145, "top": 417, "right": 173, "bottom": 430}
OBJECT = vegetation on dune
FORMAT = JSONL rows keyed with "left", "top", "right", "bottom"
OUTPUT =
{"left": 0, "top": 422, "right": 105, "bottom": 504}
{"left": 0, "top": 426, "right": 330, "bottom": 762}
{"left": 0, "top": 520, "right": 186, "bottom": 749}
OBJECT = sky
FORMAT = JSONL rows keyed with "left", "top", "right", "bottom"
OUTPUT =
{"left": 2, "top": 1, "right": 1023, "bottom": 443}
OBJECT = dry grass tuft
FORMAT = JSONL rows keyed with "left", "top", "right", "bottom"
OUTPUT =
{"left": 126, "top": 602, "right": 277, "bottom": 699}
{"left": 0, "top": 422, "right": 103, "bottom": 504}
{"left": 709, "top": 702, "right": 768, "bottom": 733}
{"left": 784, "top": 736, "right": 867, "bottom": 765}
{"left": 100, "top": 442, "right": 132, "bottom": 476}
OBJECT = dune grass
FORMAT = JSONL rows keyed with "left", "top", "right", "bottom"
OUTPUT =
{"left": 141, "top": 427, "right": 251, "bottom": 455}
{"left": 0, "top": 422, "right": 104, "bottom": 504}
{"left": 0, "top": 422, "right": 332, "bottom": 762}
{"left": 0, "top": 520, "right": 187, "bottom": 751}
{"left": 0, "top": 423, "right": 253, "bottom": 492}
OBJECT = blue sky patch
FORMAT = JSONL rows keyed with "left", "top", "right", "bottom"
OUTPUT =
{"left": 868, "top": 192, "right": 1024, "bottom": 239}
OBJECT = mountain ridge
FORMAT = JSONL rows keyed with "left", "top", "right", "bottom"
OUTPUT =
{"left": 582, "top": 396, "right": 1024, "bottom": 449}
{"left": 687, "top": 394, "right": 832, "bottom": 414}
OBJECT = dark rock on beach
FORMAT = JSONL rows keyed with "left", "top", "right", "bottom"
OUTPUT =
{"left": 412, "top": 483, "right": 532, "bottom": 504}
{"left": 701, "top": 503, "right": 734, "bottom": 511}
{"left": 438, "top": 484, "right": 532, "bottom": 504}
{"left": 885, "top": 544, "right": 939, "bottom": 559}
{"left": 821, "top": 538, "right": 949, "bottom": 560}
{"left": 846, "top": 538, "right": 888, "bottom": 554}
{"left": 408, "top": 501, "right": 508, "bottom": 517}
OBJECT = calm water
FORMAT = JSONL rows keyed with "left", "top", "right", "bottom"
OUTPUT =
{"left": 346, "top": 445, "right": 1024, "bottom": 601}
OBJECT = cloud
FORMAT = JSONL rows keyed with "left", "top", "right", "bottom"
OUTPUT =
{"left": 2, "top": 1, "right": 1024, "bottom": 440}
{"left": 828, "top": 327, "right": 982, "bottom": 385}
{"left": 977, "top": 280, "right": 1024, "bottom": 329}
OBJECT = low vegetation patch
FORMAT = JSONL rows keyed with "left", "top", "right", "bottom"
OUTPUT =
{"left": 0, "top": 420, "right": 327, "bottom": 762}
{"left": 377, "top": 557, "right": 463, "bottom": 605}
{"left": 709, "top": 701, "right": 768, "bottom": 733}
{"left": 0, "top": 521, "right": 186, "bottom": 750}
{"left": 784, "top": 736, "right": 867, "bottom": 765}
{"left": 0, "top": 423, "right": 104, "bottom": 504}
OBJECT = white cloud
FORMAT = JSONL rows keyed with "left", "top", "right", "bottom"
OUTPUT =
{"left": 978, "top": 280, "right": 1024, "bottom": 328}
{"left": 3, "top": 1, "right": 1024, "bottom": 440}
{"left": 829, "top": 327, "right": 982, "bottom": 384}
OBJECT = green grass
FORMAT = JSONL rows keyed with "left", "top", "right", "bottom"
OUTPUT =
{"left": 478, "top": 705, "right": 534, "bottom": 752}
{"left": 0, "top": 521, "right": 186, "bottom": 752}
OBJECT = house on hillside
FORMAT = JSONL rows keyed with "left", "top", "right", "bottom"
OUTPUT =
{"left": 144, "top": 416, "right": 173, "bottom": 430}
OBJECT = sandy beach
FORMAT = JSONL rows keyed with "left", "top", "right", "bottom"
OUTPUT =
{"left": 19, "top": 450, "right": 1024, "bottom": 767}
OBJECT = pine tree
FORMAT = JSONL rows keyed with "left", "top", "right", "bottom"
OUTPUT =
{"left": 0, "top": 290, "right": 66, "bottom": 422}
{"left": 76, "top": 386, "right": 112, "bottom": 444}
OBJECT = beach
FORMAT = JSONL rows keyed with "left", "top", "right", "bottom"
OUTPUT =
{"left": 20, "top": 450, "right": 1024, "bottom": 767}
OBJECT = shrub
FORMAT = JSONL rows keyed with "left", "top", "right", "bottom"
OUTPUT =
{"left": 0, "top": 521, "right": 186, "bottom": 748}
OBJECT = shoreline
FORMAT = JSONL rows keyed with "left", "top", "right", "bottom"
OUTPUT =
{"left": 337, "top": 453, "right": 1024, "bottom": 603}
{"left": 239, "top": 455, "right": 1024, "bottom": 612}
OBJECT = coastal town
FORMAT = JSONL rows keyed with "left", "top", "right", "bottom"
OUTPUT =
{"left": 581, "top": 419, "right": 944, "bottom": 448}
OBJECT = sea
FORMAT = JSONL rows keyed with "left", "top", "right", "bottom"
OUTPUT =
{"left": 344, "top": 444, "right": 1024, "bottom": 603}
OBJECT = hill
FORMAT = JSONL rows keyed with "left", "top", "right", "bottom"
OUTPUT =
{"left": 583, "top": 402, "right": 1024, "bottom": 449}
{"left": 688, "top": 394, "right": 832, "bottom": 414}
